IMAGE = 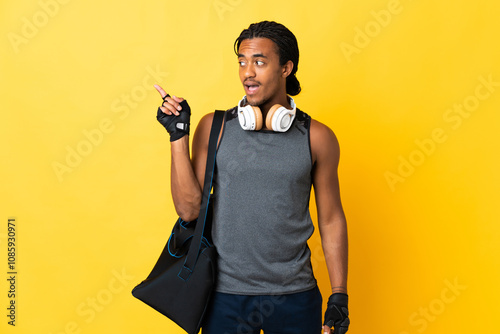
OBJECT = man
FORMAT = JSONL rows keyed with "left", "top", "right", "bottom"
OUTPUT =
{"left": 155, "top": 21, "right": 349, "bottom": 334}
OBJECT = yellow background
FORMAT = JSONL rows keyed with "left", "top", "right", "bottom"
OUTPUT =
{"left": 1, "top": 0, "right": 499, "bottom": 333}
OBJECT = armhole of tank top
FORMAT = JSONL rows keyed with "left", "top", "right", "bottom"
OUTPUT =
{"left": 306, "top": 115, "right": 313, "bottom": 166}
{"left": 216, "top": 109, "right": 232, "bottom": 151}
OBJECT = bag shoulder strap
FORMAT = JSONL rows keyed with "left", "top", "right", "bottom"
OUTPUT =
{"left": 178, "top": 110, "right": 225, "bottom": 280}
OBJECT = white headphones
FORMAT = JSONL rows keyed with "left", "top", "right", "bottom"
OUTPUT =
{"left": 237, "top": 96, "right": 296, "bottom": 132}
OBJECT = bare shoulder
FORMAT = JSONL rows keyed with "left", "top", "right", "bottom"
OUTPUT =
{"left": 197, "top": 112, "right": 215, "bottom": 134}
{"left": 309, "top": 118, "right": 340, "bottom": 165}
{"left": 191, "top": 112, "right": 215, "bottom": 161}
{"left": 193, "top": 112, "right": 215, "bottom": 144}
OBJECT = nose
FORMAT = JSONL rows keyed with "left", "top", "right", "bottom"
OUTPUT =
{"left": 243, "top": 62, "right": 255, "bottom": 79}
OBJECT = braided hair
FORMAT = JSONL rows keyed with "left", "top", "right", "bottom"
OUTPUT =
{"left": 234, "top": 21, "right": 301, "bottom": 96}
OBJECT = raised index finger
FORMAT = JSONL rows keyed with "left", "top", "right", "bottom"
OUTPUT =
{"left": 154, "top": 84, "right": 169, "bottom": 99}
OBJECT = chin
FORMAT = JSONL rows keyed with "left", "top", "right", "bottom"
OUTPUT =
{"left": 246, "top": 95, "right": 264, "bottom": 107}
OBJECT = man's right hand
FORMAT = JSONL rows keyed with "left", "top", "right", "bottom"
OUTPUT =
{"left": 154, "top": 84, "right": 191, "bottom": 142}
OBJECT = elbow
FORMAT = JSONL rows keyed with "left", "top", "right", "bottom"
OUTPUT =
{"left": 175, "top": 194, "right": 202, "bottom": 222}
{"left": 177, "top": 210, "right": 199, "bottom": 222}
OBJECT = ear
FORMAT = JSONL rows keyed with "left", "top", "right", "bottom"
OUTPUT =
{"left": 282, "top": 60, "right": 294, "bottom": 78}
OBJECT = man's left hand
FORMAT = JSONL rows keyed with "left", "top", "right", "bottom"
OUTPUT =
{"left": 323, "top": 293, "right": 350, "bottom": 334}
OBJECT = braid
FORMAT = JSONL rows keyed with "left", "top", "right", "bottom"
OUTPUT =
{"left": 234, "top": 21, "right": 301, "bottom": 96}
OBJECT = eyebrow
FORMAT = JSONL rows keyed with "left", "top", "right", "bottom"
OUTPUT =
{"left": 237, "top": 53, "right": 268, "bottom": 58}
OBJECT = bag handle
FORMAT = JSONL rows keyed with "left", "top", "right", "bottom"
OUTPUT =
{"left": 178, "top": 110, "right": 225, "bottom": 281}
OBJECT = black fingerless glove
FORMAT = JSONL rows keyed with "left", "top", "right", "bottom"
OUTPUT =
{"left": 156, "top": 100, "right": 191, "bottom": 142}
{"left": 324, "top": 293, "right": 350, "bottom": 334}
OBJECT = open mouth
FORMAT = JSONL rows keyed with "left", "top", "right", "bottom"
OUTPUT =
{"left": 245, "top": 83, "right": 260, "bottom": 95}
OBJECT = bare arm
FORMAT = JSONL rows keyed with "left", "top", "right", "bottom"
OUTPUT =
{"left": 170, "top": 114, "right": 216, "bottom": 221}
{"left": 154, "top": 84, "right": 213, "bottom": 221}
{"left": 310, "top": 119, "right": 348, "bottom": 294}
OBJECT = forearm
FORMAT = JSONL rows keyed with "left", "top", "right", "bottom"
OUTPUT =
{"left": 170, "top": 136, "right": 202, "bottom": 221}
{"left": 320, "top": 215, "right": 348, "bottom": 294}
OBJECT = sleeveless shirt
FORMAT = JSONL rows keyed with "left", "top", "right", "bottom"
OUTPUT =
{"left": 212, "top": 106, "right": 317, "bottom": 295}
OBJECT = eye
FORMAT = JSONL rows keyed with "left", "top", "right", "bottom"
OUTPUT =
{"left": 239, "top": 60, "right": 247, "bottom": 66}
{"left": 256, "top": 60, "right": 264, "bottom": 66}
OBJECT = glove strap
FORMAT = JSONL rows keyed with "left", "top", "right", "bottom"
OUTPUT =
{"left": 329, "top": 293, "right": 348, "bottom": 306}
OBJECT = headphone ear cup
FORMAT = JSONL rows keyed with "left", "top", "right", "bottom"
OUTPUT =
{"left": 266, "top": 104, "right": 294, "bottom": 132}
{"left": 265, "top": 104, "right": 281, "bottom": 131}
{"left": 251, "top": 106, "right": 263, "bottom": 131}
{"left": 238, "top": 105, "right": 263, "bottom": 131}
